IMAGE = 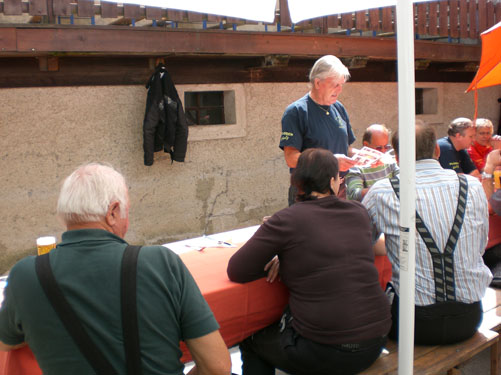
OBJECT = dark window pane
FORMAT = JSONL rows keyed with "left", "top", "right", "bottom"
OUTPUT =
{"left": 200, "top": 92, "right": 223, "bottom": 107}
{"left": 185, "top": 92, "right": 197, "bottom": 107}
{"left": 185, "top": 91, "right": 226, "bottom": 126}
{"left": 199, "top": 108, "right": 224, "bottom": 125}
{"left": 186, "top": 110, "right": 198, "bottom": 125}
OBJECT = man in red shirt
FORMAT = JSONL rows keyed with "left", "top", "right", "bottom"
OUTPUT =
{"left": 468, "top": 118, "right": 501, "bottom": 172}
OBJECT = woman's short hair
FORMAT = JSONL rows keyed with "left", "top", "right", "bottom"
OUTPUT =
{"left": 57, "top": 163, "right": 128, "bottom": 224}
{"left": 291, "top": 148, "right": 339, "bottom": 202}
{"left": 309, "top": 55, "right": 350, "bottom": 84}
{"left": 475, "top": 118, "right": 493, "bottom": 130}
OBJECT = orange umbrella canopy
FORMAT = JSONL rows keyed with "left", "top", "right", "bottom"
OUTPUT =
{"left": 467, "top": 21, "right": 501, "bottom": 92}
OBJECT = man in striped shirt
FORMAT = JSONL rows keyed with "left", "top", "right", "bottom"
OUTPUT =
{"left": 346, "top": 124, "right": 399, "bottom": 201}
{"left": 363, "top": 122, "right": 492, "bottom": 345}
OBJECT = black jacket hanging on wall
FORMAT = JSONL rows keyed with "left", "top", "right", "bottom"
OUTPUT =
{"left": 143, "top": 64, "right": 188, "bottom": 166}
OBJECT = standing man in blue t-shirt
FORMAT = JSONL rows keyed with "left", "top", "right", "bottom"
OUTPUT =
{"left": 438, "top": 117, "right": 480, "bottom": 178}
{"left": 279, "top": 55, "right": 358, "bottom": 205}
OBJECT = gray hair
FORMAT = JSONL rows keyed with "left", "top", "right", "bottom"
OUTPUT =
{"left": 57, "top": 163, "right": 128, "bottom": 224}
{"left": 447, "top": 117, "right": 474, "bottom": 137}
{"left": 474, "top": 118, "right": 493, "bottom": 130}
{"left": 309, "top": 55, "right": 350, "bottom": 84}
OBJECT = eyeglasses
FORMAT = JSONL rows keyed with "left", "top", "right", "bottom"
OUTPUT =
{"left": 375, "top": 145, "right": 392, "bottom": 152}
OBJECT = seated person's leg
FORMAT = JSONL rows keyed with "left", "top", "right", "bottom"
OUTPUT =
{"left": 239, "top": 322, "right": 286, "bottom": 375}
{"left": 240, "top": 317, "right": 386, "bottom": 375}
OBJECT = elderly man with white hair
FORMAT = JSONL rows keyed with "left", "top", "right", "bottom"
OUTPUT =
{"left": 0, "top": 163, "right": 231, "bottom": 375}
{"left": 279, "top": 55, "right": 358, "bottom": 205}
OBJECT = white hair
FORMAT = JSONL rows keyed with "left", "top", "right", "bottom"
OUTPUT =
{"left": 57, "top": 163, "right": 128, "bottom": 224}
{"left": 474, "top": 118, "right": 493, "bottom": 130}
{"left": 309, "top": 55, "right": 351, "bottom": 84}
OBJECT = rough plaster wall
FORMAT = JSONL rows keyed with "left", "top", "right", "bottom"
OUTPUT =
{"left": 1, "top": 82, "right": 500, "bottom": 273}
{"left": 343, "top": 82, "right": 501, "bottom": 144}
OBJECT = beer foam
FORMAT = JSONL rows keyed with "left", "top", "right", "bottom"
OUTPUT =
{"left": 36, "top": 236, "right": 56, "bottom": 246}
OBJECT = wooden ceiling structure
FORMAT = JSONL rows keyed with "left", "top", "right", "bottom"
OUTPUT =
{"left": 0, "top": 0, "right": 500, "bottom": 87}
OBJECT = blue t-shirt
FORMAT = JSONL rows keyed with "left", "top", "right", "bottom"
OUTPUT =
{"left": 279, "top": 94, "right": 356, "bottom": 157}
{"left": 437, "top": 136, "right": 476, "bottom": 174}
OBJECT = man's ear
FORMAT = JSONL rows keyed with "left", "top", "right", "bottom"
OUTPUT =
{"left": 434, "top": 143, "right": 441, "bottom": 159}
{"left": 105, "top": 202, "right": 120, "bottom": 226}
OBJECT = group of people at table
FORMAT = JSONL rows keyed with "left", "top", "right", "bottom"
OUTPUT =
{"left": 0, "top": 55, "right": 500, "bottom": 375}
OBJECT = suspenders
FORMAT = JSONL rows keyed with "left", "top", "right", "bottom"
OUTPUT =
{"left": 389, "top": 175, "right": 468, "bottom": 302}
{"left": 35, "top": 245, "right": 143, "bottom": 375}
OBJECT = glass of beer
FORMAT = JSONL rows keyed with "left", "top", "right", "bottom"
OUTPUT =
{"left": 36, "top": 236, "right": 56, "bottom": 255}
{"left": 494, "top": 170, "right": 501, "bottom": 190}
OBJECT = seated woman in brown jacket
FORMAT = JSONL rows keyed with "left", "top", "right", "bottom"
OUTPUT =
{"left": 227, "top": 148, "right": 391, "bottom": 375}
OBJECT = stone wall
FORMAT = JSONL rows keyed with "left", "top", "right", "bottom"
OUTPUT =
{"left": 1, "top": 82, "right": 499, "bottom": 273}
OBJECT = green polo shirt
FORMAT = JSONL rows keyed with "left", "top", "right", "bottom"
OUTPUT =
{"left": 0, "top": 229, "right": 219, "bottom": 375}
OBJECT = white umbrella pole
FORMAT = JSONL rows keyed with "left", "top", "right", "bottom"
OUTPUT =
{"left": 395, "top": 0, "right": 417, "bottom": 374}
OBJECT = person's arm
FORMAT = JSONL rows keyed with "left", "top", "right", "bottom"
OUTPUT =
{"left": 283, "top": 146, "right": 300, "bottom": 169}
{"left": 483, "top": 150, "right": 501, "bottom": 201}
{"left": 280, "top": 105, "right": 303, "bottom": 168}
{"left": 227, "top": 215, "right": 286, "bottom": 283}
{"left": 185, "top": 331, "right": 231, "bottom": 375}
{"left": 491, "top": 135, "right": 501, "bottom": 150}
{"left": 345, "top": 168, "right": 364, "bottom": 201}
{"left": 0, "top": 341, "right": 26, "bottom": 351}
{"left": 334, "top": 154, "right": 357, "bottom": 172}
{"left": 373, "top": 234, "right": 386, "bottom": 256}
{"left": 347, "top": 146, "right": 359, "bottom": 158}
{"left": 469, "top": 169, "right": 481, "bottom": 178}
{"left": 461, "top": 150, "right": 480, "bottom": 178}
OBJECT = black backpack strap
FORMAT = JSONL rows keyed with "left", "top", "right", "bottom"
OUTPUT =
{"left": 389, "top": 175, "right": 468, "bottom": 302}
{"left": 35, "top": 253, "right": 117, "bottom": 375}
{"left": 121, "top": 245, "right": 143, "bottom": 375}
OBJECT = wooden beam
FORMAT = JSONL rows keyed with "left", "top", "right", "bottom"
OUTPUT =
{"left": 0, "top": 56, "right": 477, "bottom": 88}
{"left": 0, "top": 26, "right": 480, "bottom": 62}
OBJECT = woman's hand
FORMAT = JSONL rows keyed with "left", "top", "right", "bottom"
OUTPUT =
{"left": 264, "top": 256, "right": 280, "bottom": 283}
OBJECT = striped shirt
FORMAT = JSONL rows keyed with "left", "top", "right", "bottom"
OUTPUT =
{"left": 362, "top": 159, "right": 492, "bottom": 306}
{"left": 346, "top": 162, "right": 399, "bottom": 201}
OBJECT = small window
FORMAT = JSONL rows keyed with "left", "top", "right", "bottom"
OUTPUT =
{"left": 415, "top": 88, "right": 438, "bottom": 115}
{"left": 178, "top": 84, "right": 245, "bottom": 142}
{"left": 185, "top": 91, "right": 225, "bottom": 125}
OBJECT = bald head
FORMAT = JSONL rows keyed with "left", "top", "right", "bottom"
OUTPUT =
{"left": 363, "top": 124, "right": 390, "bottom": 152}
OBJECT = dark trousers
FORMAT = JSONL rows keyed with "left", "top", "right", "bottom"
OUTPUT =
{"left": 239, "top": 318, "right": 386, "bottom": 375}
{"left": 389, "top": 293, "right": 483, "bottom": 345}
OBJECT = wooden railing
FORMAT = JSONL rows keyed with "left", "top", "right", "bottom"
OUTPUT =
{"left": 0, "top": 0, "right": 500, "bottom": 40}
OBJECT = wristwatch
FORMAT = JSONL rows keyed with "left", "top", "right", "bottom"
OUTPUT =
{"left": 481, "top": 172, "right": 493, "bottom": 180}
